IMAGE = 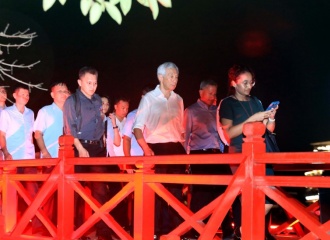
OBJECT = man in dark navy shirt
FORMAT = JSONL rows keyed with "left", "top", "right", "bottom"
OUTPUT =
{"left": 63, "top": 66, "right": 116, "bottom": 240}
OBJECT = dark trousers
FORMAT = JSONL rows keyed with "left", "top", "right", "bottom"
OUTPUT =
{"left": 148, "top": 142, "right": 186, "bottom": 235}
{"left": 74, "top": 143, "right": 117, "bottom": 238}
{"left": 189, "top": 149, "right": 234, "bottom": 237}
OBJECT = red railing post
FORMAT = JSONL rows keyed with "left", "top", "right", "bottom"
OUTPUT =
{"left": 1, "top": 165, "right": 17, "bottom": 234}
{"left": 57, "top": 135, "right": 75, "bottom": 239}
{"left": 241, "top": 122, "right": 267, "bottom": 240}
{"left": 133, "top": 160, "right": 155, "bottom": 240}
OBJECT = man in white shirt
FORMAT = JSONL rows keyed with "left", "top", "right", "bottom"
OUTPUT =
{"left": 106, "top": 97, "right": 129, "bottom": 157}
{"left": 0, "top": 85, "right": 8, "bottom": 160}
{"left": 105, "top": 97, "right": 130, "bottom": 230}
{"left": 133, "top": 62, "right": 186, "bottom": 237}
{"left": 34, "top": 82, "right": 70, "bottom": 158}
{"left": 33, "top": 82, "right": 70, "bottom": 225}
{"left": 0, "top": 85, "right": 43, "bottom": 234}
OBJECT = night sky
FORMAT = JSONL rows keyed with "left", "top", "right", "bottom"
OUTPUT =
{"left": 1, "top": 0, "right": 330, "bottom": 152}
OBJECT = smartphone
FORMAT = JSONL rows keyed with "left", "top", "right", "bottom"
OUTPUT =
{"left": 266, "top": 101, "right": 280, "bottom": 111}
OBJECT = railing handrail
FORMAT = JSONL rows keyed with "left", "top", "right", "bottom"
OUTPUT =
{"left": 0, "top": 122, "right": 329, "bottom": 239}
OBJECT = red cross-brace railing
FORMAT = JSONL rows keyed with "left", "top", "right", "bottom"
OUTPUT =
{"left": 0, "top": 122, "right": 330, "bottom": 239}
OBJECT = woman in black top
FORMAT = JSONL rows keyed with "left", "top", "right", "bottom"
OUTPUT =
{"left": 219, "top": 64, "right": 278, "bottom": 240}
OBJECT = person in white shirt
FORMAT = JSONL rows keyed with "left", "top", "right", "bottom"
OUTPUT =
{"left": 106, "top": 97, "right": 129, "bottom": 157}
{"left": 0, "top": 85, "right": 8, "bottom": 160}
{"left": 133, "top": 62, "right": 186, "bottom": 237}
{"left": 34, "top": 82, "right": 70, "bottom": 158}
{"left": 33, "top": 82, "right": 70, "bottom": 225}
{"left": 122, "top": 85, "right": 153, "bottom": 157}
{"left": 0, "top": 84, "right": 43, "bottom": 234}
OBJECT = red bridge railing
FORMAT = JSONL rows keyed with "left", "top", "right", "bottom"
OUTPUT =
{"left": 0, "top": 122, "right": 330, "bottom": 239}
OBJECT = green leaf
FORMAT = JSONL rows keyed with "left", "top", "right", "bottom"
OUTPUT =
{"left": 95, "top": 0, "right": 106, "bottom": 12}
{"left": 137, "top": 0, "right": 149, "bottom": 7}
{"left": 43, "top": 0, "right": 57, "bottom": 11}
{"left": 120, "top": 0, "right": 132, "bottom": 16}
{"left": 105, "top": 2, "right": 122, "bottom": 25}
{"left": 110, "top": 0, "right": 121, "bottom": 5}
{"left": 148, "top": 0, "right": 159, "bottom": 20}
{"left": 89, "top": 2, "right": 103, "bottom": 25}
{"left": 158, "top": 0, "right": 171, "bottom": 8}
{"left": 80, "top": 0, "right": 92, "bottom": 16}
{"left": 59, "top": 0, "right": 67, "bottom": 5}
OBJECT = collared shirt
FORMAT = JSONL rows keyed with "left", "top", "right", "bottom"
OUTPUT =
{"left": 0, "top": 105, "right": 6, "bottom": 159}
{"left": 184, "top": 99, "right": 222, "bottom": 152}
{"left": 0, "top": 104, "right": 35, "bottom": 159}
{"left": 122, "top": 109, "right": 144, "bottom": 156}
{"left": 133, "top": 85, "right": 184, "bottom": 144}
{"left": 63, "top": 89, "right": 104, "bottom": 141}
{"left": 34, "top": 102, "right": 63, "bottom": 158}
{"left": 106, "top": 116, "right": 126, "bottom": 156}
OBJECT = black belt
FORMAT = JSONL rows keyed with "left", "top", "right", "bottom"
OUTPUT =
{"left": 79, "top": 139, "right": 101, "bottom": 145}
{"left": 190, "top": 148, "right": 221, "bottom": 154}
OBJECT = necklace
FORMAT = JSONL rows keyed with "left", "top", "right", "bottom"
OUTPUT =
{"left": 232, "top": 95, "right": 254, "bottom": 117}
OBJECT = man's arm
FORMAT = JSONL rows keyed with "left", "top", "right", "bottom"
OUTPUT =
{"left": 123, "top": 135, "right": 131, "bottom": 156}
{"left": 134, "top": 128, "right": 154, "bottom": 156}
{"left": 34, "top": 130, "right": 51, "bottom": 158}
{"left": 109, "top": 113, "right": 121, "bottom": 147}
{"left": 0, "top": 131, "right": 12, "bottom": 160}
{"left": 73, "top": 138, "right": 89, "bottom": 157}
{"left": 63, "top": 96, "right": 89, "bottom": 157}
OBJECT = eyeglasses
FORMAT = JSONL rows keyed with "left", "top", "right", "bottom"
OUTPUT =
{"left": 240, "top": 80, "right": 255, "bottom": 88}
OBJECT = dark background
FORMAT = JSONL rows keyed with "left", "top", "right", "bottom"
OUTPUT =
{"left": 1, "top": 0, "right": 330, "bottom": 152}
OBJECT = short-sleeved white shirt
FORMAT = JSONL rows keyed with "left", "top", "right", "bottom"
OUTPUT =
{"left": 33, "top": 103, "right": 63, "bottom": 158}
{"left": 106, "top": 116, "right": 126, "bottom": 157}
{"left": 0, "top": 104, "right": 35, "bottom": 159}
{"left": 133, "top": 85, "right": 184, "bottom": 144}
{"left": 122, "top": 109, "right": 143, "bottom": 156}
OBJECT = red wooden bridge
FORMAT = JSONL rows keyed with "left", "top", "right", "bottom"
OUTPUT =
{"left": 0, "top": 122, "right": 330, "bottom": 239}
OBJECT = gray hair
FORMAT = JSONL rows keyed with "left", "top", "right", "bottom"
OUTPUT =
{"left": 157, "top": 62, "right": 179, "bottom": 76}
{"left": 200, "top": 79, "right": 218, "bottom": 90}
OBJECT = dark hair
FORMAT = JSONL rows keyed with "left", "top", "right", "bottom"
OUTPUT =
{"left": 49, "top": 82, "right": 68, "bottom": 92}
{"left": 141, "top": 83, "right": 155, "bottom": 96}
{"left": 78, "top": 66, "right": 98, "bottom": 79}
{"left": 113, "top": 96, "right": 130, "bottom": 106}
{"left": 227, "top": 64, "right": 255, "bottom": 95}
{"left": 200, "top": 79, "right": 218, "bottom": 90}
{"left": 13, "top": 84, "right": 29, "bottom": 93}
{"left": 101, "top": 95, "right": 111, "bottom": 115}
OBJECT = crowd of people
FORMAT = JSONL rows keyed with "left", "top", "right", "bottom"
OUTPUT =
{"left": 0, "top": 62, "right": 326, "bottom": 240}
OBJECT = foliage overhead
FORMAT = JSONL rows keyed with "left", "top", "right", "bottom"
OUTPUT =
{"left": 42, "top": 0, "right": 173, "bottom": 25}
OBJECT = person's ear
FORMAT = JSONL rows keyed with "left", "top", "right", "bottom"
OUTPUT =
{"left": 50, "top": 91, "right": 54, "bottom": 99}
{"left": 231, "top": 80, "right": 237, "bottom": 87}
{"left": 77, "top": 79, "right": 81, "bottom": 87}
{"left": 157, "top": 74, "right": 163, "bottom": 83}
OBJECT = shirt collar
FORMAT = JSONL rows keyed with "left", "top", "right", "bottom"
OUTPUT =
{"left": 197, "top": 99, "right": 216, "bottom": 110}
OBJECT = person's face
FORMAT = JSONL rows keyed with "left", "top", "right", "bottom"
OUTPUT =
{"left": 13, "top": 88, "right": 29, "bottom": 106}
{"left": 232, "top": 72, "right": 255, "bottom": 97}
{"left": 78, "top": 73, "right": 97, "bottom": 99}
{"left": 101, "top": 97, "right": 110, "bottom": 114}
{"left": 199, "top": 85, "right": 217, "bottom": 107}
{"left": 159, "top": 68, "right": 178, "bottom": 92}
{"left": 114, "top": 100, "right": 129, "bottom": 119}
{"left": 51, "top": 84, "right": 70, "bottom": 105}
{"left": 0, "top": 87, "right": 7, "bottom": 103}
